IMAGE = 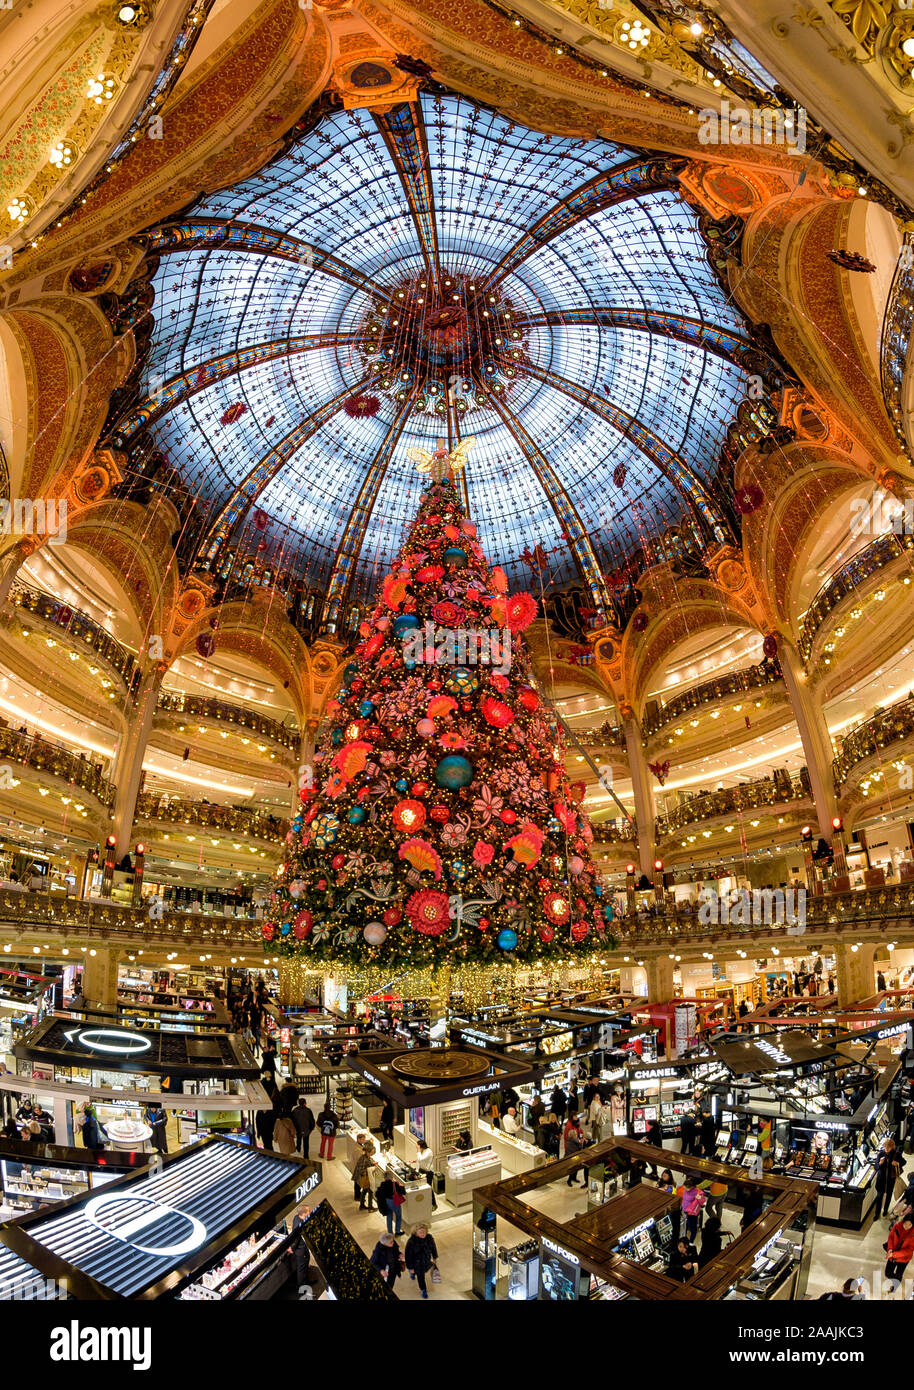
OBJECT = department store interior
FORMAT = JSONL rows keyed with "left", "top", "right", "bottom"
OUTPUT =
{"left": 1, "top": 0, "right": 914, "bottom": 1311}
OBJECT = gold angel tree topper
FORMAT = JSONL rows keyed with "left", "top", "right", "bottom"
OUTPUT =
{"left": 407, "top": 436, "right": 476, "bottom": 483}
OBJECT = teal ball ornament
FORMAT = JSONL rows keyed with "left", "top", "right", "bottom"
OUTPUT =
{"left": 331, "top": 727, "right": 344, "bottom": 747}
{"left": 393, "top": 613, "right": 420, "bottom": 635}
{"left": 445, "top": 667, "right": 478, "bottom": 697}
{"left": 358, "top": 699, "right": 374, "bottom": 717}
{"left": 343, "top": 661, "right": 359, "bottom": 683}
{"left": 348, "top": 805, "right": 367, "bottom": 825}
{"left": 497, "top": 928, "right": 518, "bottom": 951}
{"left": 435, "top": 755, "right": 474, "bottom": 790}
{"left": 450, "top": 859, "right": 468, "bottom": 880}
{"left": 395, "top": 778, "right": 409, "bottom": 792}
{"left": 280, "top": 922, "right": 291, "bottom": 937}
{"left": 444, "top": 547, "right": 467, "bottom": 570}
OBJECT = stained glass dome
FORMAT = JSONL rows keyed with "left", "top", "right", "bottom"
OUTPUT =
{"left": 118, "top": 90, "right": 764, "bottom": 620}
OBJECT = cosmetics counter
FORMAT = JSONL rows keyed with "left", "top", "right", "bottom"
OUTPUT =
{"left": 626, "top": 1057, "right": 730, "bottom": 1139}
{"left": 0, "top": 968, "right": 56, "bottom": 1058}
{"left": 0, "top": 1136, "right": 321, "bottom": 1300}
{"left": 477, "top": 1117, "right": 545, "bottom": 1174}
{"left": 0, "top": 1133, "right": 144, "bottom": 1218}
{"left": 472, "top": 1137, "right": 817, "bottom": 1301}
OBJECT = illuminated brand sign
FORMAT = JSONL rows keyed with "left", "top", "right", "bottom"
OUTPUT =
{"left": 814, "top": 1120, "right": 849, "bottom": 1131}
{"left": 460, "top": 1082, "right": 497, "bottom": 1098}
{"left": 619, "top": 1218, "right": 655, "bottom": 1242}
{"left": 875, "top": 1023, "right": 908, "bottom": 1041}
{"left": 295, "top": 1171, "right": 321, "bottom": 1202}
{"left": 63, "top": 1027, "right": 152, "bottom": 1056}
{"left": 631, "top": 1067, "right": 680, "bottom": 1080}
{"left": 755, "top": 1039, "right": 791, "bottom": 1067}
{"left": 457, "top": 1028, "right": 502, "bottom": 1046}
{"left": 84, "top": 1192, "right": 206, "bottom": 1258}
{"left": 542, "top": 1236, "right": 579, "bottom": 1266}
{"left": 360, "top": 1069, "right": 383, "bottom": 1088}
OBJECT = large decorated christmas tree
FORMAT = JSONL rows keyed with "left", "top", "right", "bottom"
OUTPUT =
{"left": 265, "top": 451, "right": 613, "bottom": 968}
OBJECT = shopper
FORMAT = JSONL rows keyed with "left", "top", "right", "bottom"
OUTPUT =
{"left": 261, "top": 1042, "right": 279, "bottom": 1079}
{"left": 292, "top": 1095, "right": 316, "bottom": 1156}
{"left": 669, "top": 1237, "right": 699, "bottom": 1281}
{"left": 698, "top": 1215, "right": 723, "bottom": 1267}
{"left": 875, "top": 1137, "right": 903, "bottom": 1218}
{"left": 145, "top": 1103, "right": 168, "bottom": 1155}
{"left": 453, "top": 1129, "right": 473, "bottom": 1152}
{"left": 681, "top": 1176, "right": 707, "bottom": 1239}
{"left": 657, "top": 1168, "right": 676, "bottom": 1194}
{"left": 404, "top": 1223, "right": 439, "bottom": 1299}
{"left": 679, "top": 1108, "right": 698, "bottom": 1157}
{"left": 537, "top": 1110, "right": 561, "bottom": 1157}
{"left": 255, "top": 1105, "right": 276, "bottom": 1150}
{"left": 502, "top": 1107, "right": 521, "bottom": 1136}
{"left": 352, "top": 1142, "right": 377, "bottom": 1210}
{"left": 699, "top": 1108, "right": 716, "bottom": 1158}
{"left": 563, "top": 1115, "right": 586, "bottom": 1185}
{"left": 317, "top": 1100, "right": 340, "bottom": 1159}
{"left": 79, "top": 1103, "right": 105, "bottom": 1150}
{"left": 739, "top": 1187, "right": 765, "bottom": 1231}
{"left": 377, "top": 1176, "right": 404, "bottom": 1236}
{"left": 379, "top": 1098, "right": 395, "bottom": 1143}
{"left": 274, "top": 1111, "right": 298, "bottom": 1156}
{"left": 370, "top": 1233, "right": 401, "bottom": 1289}
{"left": 565, "top": 1082, "right": 579, "bottom": 1120}
{"left": 645, "top": 1118, "right": 663, "bottom": 1150}
{"left": 550, "top": 1084, "right": 567, "bottom": 1122}
{"left": 528, "top": 1093, "right": 546, "bottom": 1134}
{"left": 31, "top": 1104, "right": 54, "bottom": 1143}
{"left": 884, "top": 1214, "right": 914, "bottom": 1295}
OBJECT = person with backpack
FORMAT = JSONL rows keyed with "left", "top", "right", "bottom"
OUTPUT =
{"left": 681, "top": 1175, "right": 707, "bottom": 1239}
{"left": 317, "top": 1100, "right": 340, "bottom": 1159}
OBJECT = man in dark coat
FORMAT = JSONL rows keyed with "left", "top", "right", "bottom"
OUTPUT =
{"left": 679, "top": 1108, "right": 698, "bottom": 1157}
{"left": 292, "top": 1096, "right": 316, "bottom": 1156}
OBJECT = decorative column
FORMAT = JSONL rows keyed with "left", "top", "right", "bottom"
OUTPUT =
{"left": 778, "top": 638, "right": 838, "bottom": 838}
{"left": 0, "top": 538, "right": 37, "bottom": 609}
{"left": 292, "top": 719, "right": 319, "bottom": 816}
{"left": 834, "top": 943, "right": 876, "bottom": 1006}
{"left": 645, "top": 954, "right": 675, "bottom": 1003}
{"left": 81, "top": 947, "right": 119, "bottom": 1012}
{"left": 622, "top": 714, "right": 655, "bottom": 876}
{"left": 278, "top": 959, "right": 308, "bottom": 1008}
{"left": 110, "top": 663, "right": 166, "bottom": 856}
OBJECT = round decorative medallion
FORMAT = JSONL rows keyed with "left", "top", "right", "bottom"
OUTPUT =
{"left": 390, "top": 1048, "right": 490, "bottom": 1084}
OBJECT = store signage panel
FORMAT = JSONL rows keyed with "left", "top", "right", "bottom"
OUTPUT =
{"left": 710, "top": 1031, "right": 837, "bottom": 1075}
{"left": 62, "top": 1027, "right": 152, "bottom": 1056}
{"left": 17, "top": 1139, "right": 309, "bottom": 1299}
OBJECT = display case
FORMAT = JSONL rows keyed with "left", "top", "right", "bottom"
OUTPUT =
{"left": 477, "top": 1118, "right": 545, "bottom": 1174}
{"left": 472, "top": 1202, "right": 497, "bottom": 1300}
{"left": 443, "top": 1145, "right": 501, "bottom": 1206}
{"left": 178, "top": 1227, "right": 294, "bottom": 1301}
{"left": 727, "top": 1222, "right": 807, "bottom": 1300}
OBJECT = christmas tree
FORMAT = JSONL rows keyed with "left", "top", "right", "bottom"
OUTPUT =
{"left": 264, "top": 448, "right": 614, "bottom": 967}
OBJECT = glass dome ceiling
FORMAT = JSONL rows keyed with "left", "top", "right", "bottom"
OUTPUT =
{"left": 122, "top": 90, "right": 760, "bottom": 618}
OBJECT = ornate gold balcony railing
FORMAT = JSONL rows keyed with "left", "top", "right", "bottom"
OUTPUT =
{"left": 642, "top": 658, "right": 783, "bottom": 739}
{"left": 833, "top": 695, "right": 914, "bottom": 789}
{"left": 0, "top": 889, "right": 266, "bottom": 950}
{"left": 798, "top": 533, "right": 914, "bottom": 664}
{"left": 575, "top": 722, "right": 626, "bottom": 750}
{"left": 654, "top": 771, "right": 810, "bottom": 837}
{"left": 0, "top": 728, "right": 114, "bottom": 807}
{"left": 156, "top": 691, "right": 299, "bottom": 751}
{"left": 592, "top": 820, "right": 639, "bottom": 845}
{"left": 12, "top": 585, "right": 139, "bottom": 687}
{"left": 617, "top": 882, "right": 914, "bottom": 943}
{"left": 134, "top": 793, "right": 289, "bottom": 842}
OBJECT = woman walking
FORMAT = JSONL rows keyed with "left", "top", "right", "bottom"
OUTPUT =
{"left": 404, "top": 1223, "right": 439, "bottom": 1299}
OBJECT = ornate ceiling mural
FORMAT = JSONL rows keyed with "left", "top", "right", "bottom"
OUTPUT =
{"left": 108, "top": 88, "right": 785, "bottom": 625}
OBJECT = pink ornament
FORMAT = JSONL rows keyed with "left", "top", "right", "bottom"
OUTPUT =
{"left": 363, "top": 923, "right": 387, "bottom": 946}
{"left": 417, "top": 718, "right": 436, "bottom": 737}
{"left": 375, "top": 615, "right": 391, "bottom": 631}
{"left": 569, "top": 855, "right": 585, "bottom": 876}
